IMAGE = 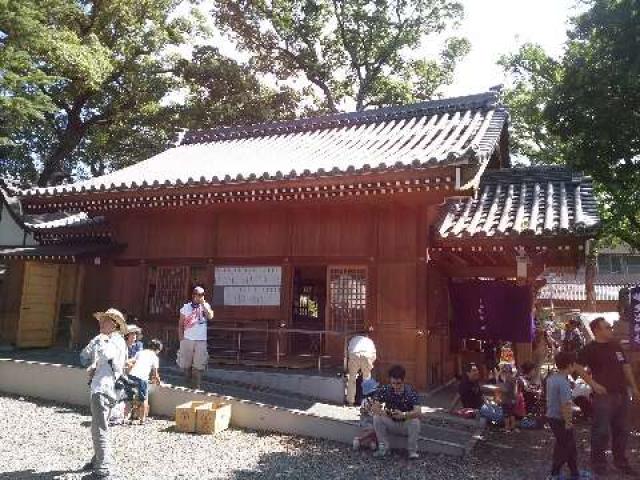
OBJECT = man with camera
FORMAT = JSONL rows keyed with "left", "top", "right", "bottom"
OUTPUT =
{"left": 79, "top": 308, "right": 128, "bottom": 480}
{"left": 177, "top": 286, "right": 214, "bottom": 389}
{"left": 371, "top": 364, "right": 422, "bottom": 459}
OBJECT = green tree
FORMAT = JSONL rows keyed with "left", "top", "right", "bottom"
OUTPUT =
{"left": 0, "top": 0, "right": 206, "bottom": 186}
{"left": 178, "top": 46, "right": 300, "bottom": 129}
{"left": 213, "top": 0, "right": 469, "bottom": 113}
{"left": 500, "top": 0, "right": 640, "bottom": 250}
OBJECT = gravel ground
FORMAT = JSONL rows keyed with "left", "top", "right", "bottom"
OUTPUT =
{"left": 1, "top": 394, "right": 639, "bottom": 480}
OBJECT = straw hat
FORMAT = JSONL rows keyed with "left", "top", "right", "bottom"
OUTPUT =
{"left": 126, "top": 324, "right": 142, "bottom": 335}
{"left": 93, "top": 308, "right": 127, "bottom": 336}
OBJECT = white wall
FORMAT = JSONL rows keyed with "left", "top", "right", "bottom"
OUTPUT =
{"left": 0, "top": 204, "right": 35, "bottom": 246}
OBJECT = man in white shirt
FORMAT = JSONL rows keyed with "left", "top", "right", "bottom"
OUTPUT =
{"left": 79, "top": 308, "right": 128, "bottom": 480}
{"left": 177, "top": 286, "right": 214, "bottom": 389}
{"left": 346, "top": 334, "right": 377, "bottom": 405}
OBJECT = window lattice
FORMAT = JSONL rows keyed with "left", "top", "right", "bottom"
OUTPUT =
{"left": 148, "top": 266, "right": 189, "bottom": 315}
{"left": 328, "top": 267, "right": 367, "bottom": 332}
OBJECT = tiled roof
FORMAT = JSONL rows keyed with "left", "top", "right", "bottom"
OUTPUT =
{"left": 1, "top": 180, "right": 102, "bottom": 232}
{"left": 436, "top": 166, "right": 600, "bottom": 240}
{"left": 0, "top": 243, "right": 123, "bottom": 260}
{"left": 537, "top": 283, "right": 632, "bottom": 302}
{"left": 537, "top": 272, "right": 640, "bottom": 302}
{"left": 23, "top": 212, "right": 104, "bottom": 231}
{"left": 19, "top": 91, "right": 507, "bottom": 198}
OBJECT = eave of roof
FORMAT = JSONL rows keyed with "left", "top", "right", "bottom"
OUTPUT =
{"left": 0, "top": 243, "right": 124, "bottom": 261}
{"left": 15, "top": 91, "right": 508, "bottom": 201}
{"left": 435, "top": 165, "right": 600, "bottom": 242}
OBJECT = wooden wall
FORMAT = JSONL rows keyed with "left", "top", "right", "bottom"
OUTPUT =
{"left": 0, "top": 261, "right": 25, "bottom": 344}
{"left": 90, "top": 197, "right": 448, "bottom": 389}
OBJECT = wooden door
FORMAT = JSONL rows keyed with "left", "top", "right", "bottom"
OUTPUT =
{"left": 17, "top": 262, "right": 61, "bottom": 348}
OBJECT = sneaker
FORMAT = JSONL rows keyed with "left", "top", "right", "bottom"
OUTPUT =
{"left": 352, "top": 438, "right": 360, "bottom": 451}
{"left": 373, "top": 446, "right": 388, "bottom": 458}
{"left": 80, "top": 461, "right": 93, "bottom": 472}
{"left": 408, "top": 452, "right": 419, "bottom": 460}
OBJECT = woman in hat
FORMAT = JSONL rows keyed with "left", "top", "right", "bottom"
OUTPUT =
{"left": 125, "top": 324, "right": 144, "bottom": 359}
{"left": 79, "top": 308, "right": 128, "bottom": 479}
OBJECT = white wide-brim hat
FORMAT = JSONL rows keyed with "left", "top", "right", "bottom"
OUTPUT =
{"left": 126, "top": 324, "right": 142, "bottom": 335}
{"left": 93, "top": 308, "right": 128, "bottom": 336}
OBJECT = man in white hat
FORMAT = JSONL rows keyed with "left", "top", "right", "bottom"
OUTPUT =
{"left": 79, "top": 308, "right": 128, "bottom": 480}
{"left": 346, "top": 334, "right": 377, "bottom": 406}
{"left": 177, "top": 286, "right": 214, "bottom": 389}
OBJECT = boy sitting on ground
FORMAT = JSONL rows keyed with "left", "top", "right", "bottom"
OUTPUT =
{"left": 126, "top": 339, "right": 163, "bottom": 424}
{"left": 352, "top": 378, "right": 379, "bottom": 451}
{"left": 546, "top": 351, "right": 580, "bottom": 480}
{"left": 449, "top": 362, "right": 484, "bottom": 414}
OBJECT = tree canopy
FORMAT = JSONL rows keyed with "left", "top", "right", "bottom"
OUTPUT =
{"left": 0, "top": 0, "right": 298, "bottom": 186}
{"left": 213, "top": 0, "right": 469, "bottom": 112}
{"left": 1, "top": 0, "right": 469, "bottom": 186}
{"left": 500, "top": 0, "right": 640, "bottom": 250}
{"left": 0, "top": 0, "right": 206, "bottom": 185}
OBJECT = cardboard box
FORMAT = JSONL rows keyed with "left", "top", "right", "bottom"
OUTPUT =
{"left": 175, "top": 401, "right": 208, "bottom": 433}
{"left": 195, "top": 403, "right": 232, "bottom": 434}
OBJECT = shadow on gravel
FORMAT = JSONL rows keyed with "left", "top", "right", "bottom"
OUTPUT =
{"left": 0, "top": 469, "right": 84, "bottom": 479}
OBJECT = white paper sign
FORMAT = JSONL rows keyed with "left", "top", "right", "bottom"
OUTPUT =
{"left": 223, "top": 286, "right": 281, "bottom": 306}
{"left": 215, "top": 266, "right": 282, "bottom": 286}
{"left": 214, "top": 266, "right": 282, "bottom": 306}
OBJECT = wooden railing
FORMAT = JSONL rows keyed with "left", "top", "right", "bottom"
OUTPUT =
{"left": 162, "top": 324, "right": 366, "bottom": 373}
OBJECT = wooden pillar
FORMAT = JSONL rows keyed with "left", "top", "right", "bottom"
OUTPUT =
{"left": 514, "top": 342, "right": 533, "bottom": 364}
{"left": 415, "top": 207, "right": 429, "bottom": 390}
{"left": 585, "top": 241, "right": 596, "bottom": 312}
{"left": 70, "top": 264, "right": 86, "bottom": 348}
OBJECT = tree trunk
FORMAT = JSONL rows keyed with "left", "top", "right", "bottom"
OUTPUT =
{"left": 37, "top": 120, "right": 86, "bottom": 187}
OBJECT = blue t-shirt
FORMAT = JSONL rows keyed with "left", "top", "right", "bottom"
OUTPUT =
{"left": 128, "top": 341, "right": 144, "bottom": 360}
{"left": 546, "top": 373, "right": 572, "bottom": 419}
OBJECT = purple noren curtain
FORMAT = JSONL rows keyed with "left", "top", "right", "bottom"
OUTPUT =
{"left": 449, "top": 280, "right": 534, "bottom": 342}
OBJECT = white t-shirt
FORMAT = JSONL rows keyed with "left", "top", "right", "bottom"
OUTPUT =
{"left": 129, "top": 349, "right": 160, "bottom": 381}
{"left": 348, "top": 335, "right": 376, "bottom": 356}
{"left": 180, "top": 302, "right": 210, "bottom": 341}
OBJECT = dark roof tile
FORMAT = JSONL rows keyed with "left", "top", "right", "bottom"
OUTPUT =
{"left": 437, "top": 166, "right": 600, "bottom": 239}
